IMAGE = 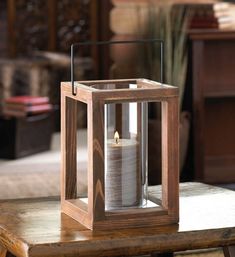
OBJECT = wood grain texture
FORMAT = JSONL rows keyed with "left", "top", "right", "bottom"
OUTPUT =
{"left": 61, "top": 199, "right": 92, "bottom": 230}
{"left": 94, "top": 88, "right": 178, "bottom": 103}
{"left": 61, "top": 94, "right": 78, "bottom": 200}
{"left": 0, "top": 246, "right": 7, "bottom": 257}
{"left": 161, "top": 97, "right": 179, "bottom": 220}
{"left": 62, "top": 79, "right": 178, "bottom": 102}
{"left": 65, "top": 97, "right": 77, "bottom": 199}
{"left": 61, "top": 82, "right": 92, "bottom": 104}
{"left": 60, "top": 89, "right": 66, "bottom": 200}
{"left": 224, "top": 246, "right": 235, "bottom": 257}
{"left": 88, "top": 99, "right": 105, "bottom": 222}
{"left": 0, "top": 183, "right": 235, "bottom": 257}
{"left": 61, "top": 85, "right": 92, "bottom": 229}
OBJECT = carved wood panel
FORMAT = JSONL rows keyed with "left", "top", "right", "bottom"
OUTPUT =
{"left": 14, "top": 0, "right": 49, "bottom": 56}
{"left": 0, "top": 0, "right": 7, "bottom": 57}
{"left": 6, "top": 0, "right": 98, "bottom": 57}
{"left": 57, "top": 0, "right": 92, "bottom": 54}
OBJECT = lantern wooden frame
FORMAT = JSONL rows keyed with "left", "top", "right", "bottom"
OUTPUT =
{"left": 61, "top": 78, "right": 179, "bottom": 230}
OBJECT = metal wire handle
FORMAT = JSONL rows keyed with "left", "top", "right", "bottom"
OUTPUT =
{"left": 71, "top": 39, "right": 164, "bottom": 96}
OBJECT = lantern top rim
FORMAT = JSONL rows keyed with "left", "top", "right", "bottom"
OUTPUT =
{"left": 74, "top": 78, "right": 177, "bottom": 92}
{"left": 61, "top": 79, "right": 178, "bottom": 103}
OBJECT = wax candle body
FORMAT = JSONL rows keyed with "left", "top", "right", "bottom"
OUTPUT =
{"left": 105, "top": 138, "right": 142, "bottom": 210}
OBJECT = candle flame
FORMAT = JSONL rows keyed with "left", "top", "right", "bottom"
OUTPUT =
{"left": 114, "top": 131, "right": 119, "bottom": 144}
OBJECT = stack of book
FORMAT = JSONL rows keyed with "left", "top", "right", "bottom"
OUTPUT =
{"left": 186, "top": 2, "right": 235, "bottom": 29}
{"left": 213, "top": 2, "right": 235, "bottom": 30}
{"left": 2, "top": 96, "right": 53, "bottom": 118}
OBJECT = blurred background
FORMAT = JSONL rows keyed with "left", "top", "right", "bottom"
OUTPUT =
{"left": 0, "top": 0, "right": 235, "bottom": 218}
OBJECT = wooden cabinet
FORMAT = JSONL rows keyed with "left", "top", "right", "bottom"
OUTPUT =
{"left": 190, "top": 29, "right": 235, "bottom": 183}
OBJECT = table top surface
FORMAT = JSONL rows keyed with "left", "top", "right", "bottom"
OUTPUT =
{"left": 0, "top": 182, "right": 235, "bottom": 257}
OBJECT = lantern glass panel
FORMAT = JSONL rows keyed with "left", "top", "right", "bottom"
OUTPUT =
{"left": 104, "top": 101, "right": 148, "bottom": 210}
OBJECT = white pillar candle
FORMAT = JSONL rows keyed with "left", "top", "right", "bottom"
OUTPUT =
{"left": 105, "top": 131, "right": 141, "bottom": 209}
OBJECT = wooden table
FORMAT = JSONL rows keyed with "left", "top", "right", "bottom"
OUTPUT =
{"left": 0, "top": 183, "right": 235, "bottom": 257}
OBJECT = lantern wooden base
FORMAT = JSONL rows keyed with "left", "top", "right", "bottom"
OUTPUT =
{"left": 61, "top": 199, "right": 177, "bottom": 230}
{"left": 61, "top": 79, "right": 179, "bottom": 230}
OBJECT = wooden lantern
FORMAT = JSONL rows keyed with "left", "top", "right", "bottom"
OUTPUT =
{"left": 61, "top": 78, "right": 179, "bottom": 230}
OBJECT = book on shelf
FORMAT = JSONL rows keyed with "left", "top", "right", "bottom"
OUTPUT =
{"left": 4, "top": 96, "right": 49, "bottom": 106}
{"left": 174, "top": 1, "right": 235, "bottom": 29}
{"left": 3, "top": 104, "right": 53, "bottom": 118}
{"left": 2, "top": 95, "right": 52, "bottom": 118}
{"left": 4, "top": 102, "right": 52, "bottom": 112}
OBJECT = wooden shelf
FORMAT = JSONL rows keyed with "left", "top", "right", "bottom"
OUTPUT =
{"left": 191, "top": 30, "right": 235, "bottom": 183}
{"left": 204, "top": 90, "right": 235, "bottom": 98}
